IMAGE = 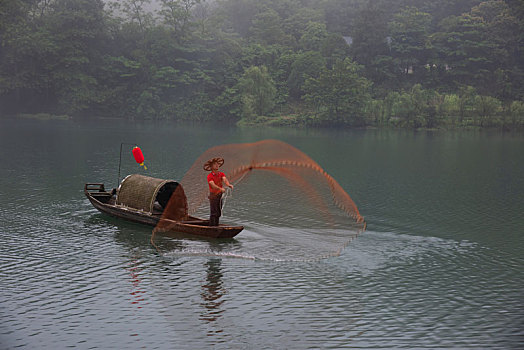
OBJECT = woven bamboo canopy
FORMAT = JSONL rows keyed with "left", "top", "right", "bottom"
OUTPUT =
{"left": 116, "top": 174, "right": 187, "bottom": 217}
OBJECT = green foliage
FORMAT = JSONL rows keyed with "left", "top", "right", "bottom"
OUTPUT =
{"left": 509, "top": 101, "right": 524, "bottom": 128}
{"left": 249, "top": 7, "right": 292, "bottom": 46}
{"left": 439, "top": 94, "right": 461, "bottom": 120}
{"left": 136, "top": 88, "right": 160, "bottom": 119}
{"left": 283, "top": 7, "right": 323, "bottom": 42}
{"left": 349, "top": 2, "right": 390, "bottom": 82}
{"left": 427, "top": 1, "right": 523, "bottom": 98}
{"left": 389, "top": 7, "right": 432, "bottom": 86}
{"left": 387, "top": 84, "right": 430, "bottom": 128}
{"left": 298, "top": 22, "right": 328, "bottom": 52}
{"left": 363, "top": 84, "right": 520, "bottom": 129}
{"left": 458, "top": 85, "right": 478, "bottom": 123}
{"left": 287, "top": 51, "right": 326, "bottom": 99}
{"left": 474, "top": 95, "right": 502, "bottom": 126}
{"left": 237, "top": 65, "right": 276, "bottom": 120}
{"left": 113, "top": 0, "right": 155, "bottom": 33}
{"left": 321, "top": 33, "right": 351, "bottom": 67}
{"left": 303, "top": 58, "right": 372, "bottom": 126}
{"left": 0, "top": 0, "right": 522, "bottom": 130}
{"left": 158, "top": 0, "right": 202, "bottom": 41}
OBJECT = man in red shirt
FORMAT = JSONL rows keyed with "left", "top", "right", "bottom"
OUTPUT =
{"left": 204, "top": 157, "right": 233, "bottom": 226}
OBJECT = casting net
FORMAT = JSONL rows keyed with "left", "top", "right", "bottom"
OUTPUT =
{"left": 154, "top": 139, "right": 365, "bottom": 261}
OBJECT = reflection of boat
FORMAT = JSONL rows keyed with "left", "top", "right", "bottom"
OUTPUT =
{"left": 84, "top": 174, "right": 243, "bottom": 239}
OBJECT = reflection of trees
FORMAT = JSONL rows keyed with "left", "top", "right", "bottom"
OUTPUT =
{"left": 200, "top": 258, "right": 225, "bottom": 328}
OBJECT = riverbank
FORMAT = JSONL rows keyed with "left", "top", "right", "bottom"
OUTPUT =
{"left": 8, "top": 112, "right": 524, "bottom": 132}
{"left": 17, "top": 113, "right": 71, "bottom": 121}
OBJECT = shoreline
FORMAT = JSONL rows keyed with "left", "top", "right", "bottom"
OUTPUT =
{"left": 5, "top": 113, "right": 523, "bottom": 132}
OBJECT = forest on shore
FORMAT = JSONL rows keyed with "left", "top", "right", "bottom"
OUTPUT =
{"left": 1, "top": 0, "right": 523, "bottom": 129}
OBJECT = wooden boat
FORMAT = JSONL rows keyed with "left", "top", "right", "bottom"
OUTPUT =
{"left": 84, "top": 174, "right": 243, "bottom": 239}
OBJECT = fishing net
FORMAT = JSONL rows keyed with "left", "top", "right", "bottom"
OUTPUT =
{"left": 154, "top": 139, "right": 365, "bottom": 261}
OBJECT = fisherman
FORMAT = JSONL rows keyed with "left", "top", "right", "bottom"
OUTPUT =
{"left": 204, "top": 157, "right": 233, "bottom": 226}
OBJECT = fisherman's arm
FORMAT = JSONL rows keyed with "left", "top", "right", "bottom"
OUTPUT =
{"left": 222, "top": 176, "right": 234, "bottom": 189}
{"left": 209, "top": 180, "right": 226, "bottom": 193}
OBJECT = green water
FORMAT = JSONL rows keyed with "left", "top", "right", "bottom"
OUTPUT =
{"left": 0, "top": 118, "right": 522, "bottom": 348}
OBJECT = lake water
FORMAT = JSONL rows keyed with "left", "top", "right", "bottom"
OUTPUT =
{"left": 0, "top": 118, "right": 522, "bottom": 349}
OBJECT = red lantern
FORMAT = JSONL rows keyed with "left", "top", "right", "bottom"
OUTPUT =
{"left": 132, "top": 146, "right": 147, "bottom": 170}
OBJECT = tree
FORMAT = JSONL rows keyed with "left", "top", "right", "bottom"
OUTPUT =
{"left": 470, "top": 0, "right": 523, "bottom": 100}
{"left": 298, "top": 22, "right": 328, "bottom": 52}
{"left": 430, "top": 13, "right": 494, "bottom": 93}
{"left": 427, "top": 0, "right": 523, "bottom": 98}
{"left": 0, "top": 0, "right": 58, "bottom": 113}
{"left": 237, "top": 65, "right": 276, "bottom": 119}
{"left": 323, "top": 0, "right": 363, "bottom": 35}
{"left": 158, "top": 0, "right": 202, "bottom": 42}
{"left": 192, "top": 0, "right": 214, "bottom": 37}
{"left": 0, "top": 0, "right": 109, "bottom": 115}
{"left": 287, "top": 51, "right": 325, "bottom": 99}
{"left": 321, "top": 33, "right": 351, "bottom": 68}
{"left": 415, "top": 0, "right": 483, "bottom": 25}
{"left": 283, "top": 7, "right": 323, "bottom": 42}
{"left": 46, "top": 0, "right": 108, "bottom": 115}
{"left": 113, "top": 0, "right": 155, "bottom": 34}
{"left": 249, "top": 7, "right": 292, "bottom": 46}
{"left": 213, "top": 0, "right": 258, "bottom": 38}
{"left": 458, "top": 85, "right": 478, "bottom": 123}
{"left": 303, "top": 58, "right": 371, "bottom": 125}
{"left": 391, "top": 84, "right": 439, "bottom": 128}
{"left": 389, "top": 7, "right": 432, "bottom": 83}
{"left": 349, "top": 2, "right": 391, "bottom": 84}
{"left": 1, "top": 0, "right": 522, "bottom": 127}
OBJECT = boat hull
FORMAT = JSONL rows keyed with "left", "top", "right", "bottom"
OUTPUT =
{"left": 85, "top": 187, "right": 243, "bottom": 239}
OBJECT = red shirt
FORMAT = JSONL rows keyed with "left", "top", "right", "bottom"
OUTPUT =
{"left": 207, "top": 171, "right": 225, "bottom": 194}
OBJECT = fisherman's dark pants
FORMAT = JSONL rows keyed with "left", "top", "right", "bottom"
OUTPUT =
{"left": 209, "top": 193, "right": 222, "bottom": 226}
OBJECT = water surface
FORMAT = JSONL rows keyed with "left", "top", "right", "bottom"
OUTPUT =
{"left": 0, "top": 119, "right": 522, "bottom": 348}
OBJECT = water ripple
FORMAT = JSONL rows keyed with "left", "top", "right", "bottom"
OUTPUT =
{"left": 1, "top": 122, "right": 523, "bottom": 349}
